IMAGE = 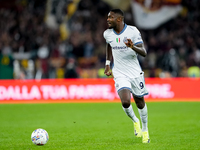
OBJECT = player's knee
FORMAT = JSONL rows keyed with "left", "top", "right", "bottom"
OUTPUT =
{"left": 134, "top": 96, "right": 145, "bottom": 109}
{"left": 122, "top": 100, "right": 131, "bottom": 108}
{"left": 136, "top": 101, "right": 145, "bottom": 109}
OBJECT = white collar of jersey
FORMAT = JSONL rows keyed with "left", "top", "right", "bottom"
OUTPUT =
{"left": 113, "top": 24, "right": 127, "bottom": 35}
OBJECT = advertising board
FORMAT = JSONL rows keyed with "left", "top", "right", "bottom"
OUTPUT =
{"left": 0, "top": 78, "right": 199, "bottom": 103}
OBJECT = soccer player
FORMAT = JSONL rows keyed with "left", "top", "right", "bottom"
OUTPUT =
{"left": 103, "top": 9, "right": 150, "bottom": 143}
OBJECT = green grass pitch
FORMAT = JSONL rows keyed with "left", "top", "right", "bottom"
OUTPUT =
{"left": 0, "top": 102, "right": 200, "bottom": 150}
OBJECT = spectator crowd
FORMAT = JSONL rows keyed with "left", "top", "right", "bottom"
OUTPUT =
{"left": 0, "top": 0, "right": 199, "bottom": 79}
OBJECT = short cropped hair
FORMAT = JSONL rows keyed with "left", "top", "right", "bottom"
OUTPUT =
{"left": 110, "top": 9, "right": 124, "bottom": 17}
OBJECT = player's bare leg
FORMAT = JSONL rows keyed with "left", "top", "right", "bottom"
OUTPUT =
{"left": 133, "top": 95, "right": 150, "bottom": 143}
{"left": 118, "top": 89, "right": 142, "bottom": 137}
{"left": 118, "top": 89, "right": 131, "bottom": 108}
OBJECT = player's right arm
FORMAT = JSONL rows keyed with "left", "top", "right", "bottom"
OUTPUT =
{"left": 104, "top": 43, "right": 112, "bottom": 76}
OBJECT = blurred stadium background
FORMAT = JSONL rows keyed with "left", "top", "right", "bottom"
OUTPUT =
{"left": 1, "top": 1, "right": 200, "bottom": 149}
{"left": 0, "top": 0, "right": 200, "bottom": 80}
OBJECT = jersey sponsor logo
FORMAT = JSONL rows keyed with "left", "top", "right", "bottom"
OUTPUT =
{"left": 112, "top": 46, "right": 128, "bottom": 50}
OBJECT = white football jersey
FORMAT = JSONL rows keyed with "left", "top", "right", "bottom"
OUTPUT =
{"left": 103, "top": 24, "right": 144, "bottom": 78}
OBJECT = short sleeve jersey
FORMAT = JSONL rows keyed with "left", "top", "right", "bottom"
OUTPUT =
{"left": 103, "top": 24, "right": 144, "bottom": 78}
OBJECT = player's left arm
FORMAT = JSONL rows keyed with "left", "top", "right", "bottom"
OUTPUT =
{"left": 124, "top": 39, "right": 147, "bottom": 57}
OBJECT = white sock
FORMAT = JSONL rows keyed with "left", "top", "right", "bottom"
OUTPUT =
{"left": 123, "top": 104, "right": 139, "bottom": 123}
{"left": 138, "top": 104, "right": 148, "bottom": 132}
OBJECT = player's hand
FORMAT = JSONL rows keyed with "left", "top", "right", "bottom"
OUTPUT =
{"left": 104, "top": 65, "right": 112, "bottom": 76}
{"left": 124, "top": 38, "right": 133, "bottom": 48}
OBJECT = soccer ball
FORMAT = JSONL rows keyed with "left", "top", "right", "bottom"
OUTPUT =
{"left": 31, "top": 128, "right": 49, "bottom": 145}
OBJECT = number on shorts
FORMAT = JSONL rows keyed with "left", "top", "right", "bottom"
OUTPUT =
{"left": 139, "top": 82, "right": 144, "bottom": 89}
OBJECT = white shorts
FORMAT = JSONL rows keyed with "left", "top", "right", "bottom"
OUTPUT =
{"left": 114, "top": 74, "right": 149, "bottom": 97}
